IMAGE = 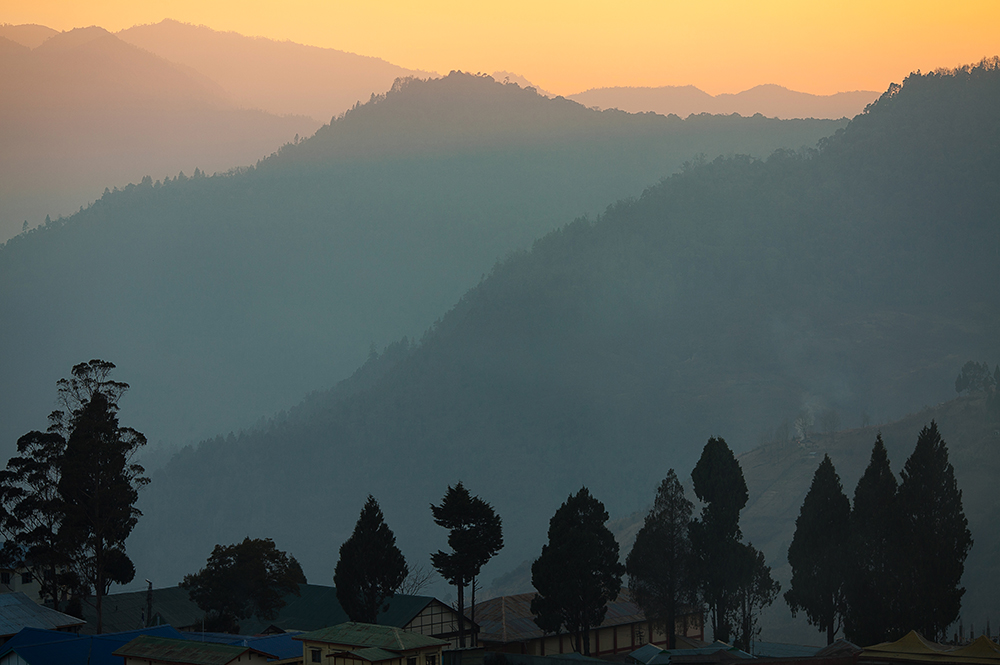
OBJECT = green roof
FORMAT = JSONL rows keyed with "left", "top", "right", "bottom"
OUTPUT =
{"left": 346, "top": 647, "right": 407, "bottom": 662}
{"left": 297, "top": 623, "right": 447, "bottom": 650}
{"left": 113, "top": 635, "right": 276, "bottom": 664}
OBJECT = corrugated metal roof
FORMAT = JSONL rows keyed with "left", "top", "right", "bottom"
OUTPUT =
{"left": 113, "top": 634, "right": 276, "bottom": 665}
{"left": 80, "top": 584, "right": 203, "bottom": 634}
{"left": 0, "top": 624, "right": 184, "bottom": 665}
{"left": 346, "top": 646, "right": 405, "bottom": 661}
{"left": 0, "top": 592, "right": 85, "bottom": 636}
{"left": 474, "top": 590, "right": 677, "bottom": 644}
{"left": 296, "top": 623, "right": 447, "bottom": 650}
{"left": 750, "top": 641, "right": 821, "bottom": 658}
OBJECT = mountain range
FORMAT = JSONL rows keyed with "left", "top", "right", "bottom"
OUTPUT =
{"left": 569, "top": 84, "right": 880, "bottom": 120}
{"left": 111, "top": 62, "right": 1000, "bottom": 610}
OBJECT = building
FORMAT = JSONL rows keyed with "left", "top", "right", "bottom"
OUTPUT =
{"left": 114, "top": 634, "right": 277, "bottom": 665}
{"left": 0, "top": 624, "right": 184, "bottom": 665}
{"left": 84, "top": 584, "right": 476, "bottom": 645}
{"left": 474, "top": 591, "right": 704, "bottom": 657}
{"left": 0, "top": 592, "right": 84, "bottom": 644}
{"left": 294, "top": 622, "right": 448, "bottom": 665}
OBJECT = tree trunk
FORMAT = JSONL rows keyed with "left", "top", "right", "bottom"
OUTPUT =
{"left": 582, "top": 626, "right": 590, "bottom": 656}
{"left": 457, "top": 581, "right": 465, "bottom": 648}
{"left": 828, "top": 620, "right": 834, "bottom": 645}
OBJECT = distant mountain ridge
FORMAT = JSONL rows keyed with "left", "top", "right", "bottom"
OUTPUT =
{"left": 117, "top": 19, "right": 435, "bottom": 122}
{"left": 570, "top": 83, "right": 880, "bottom": 119}
{"left": 0, "top": 25, "right": 320, "bottom": 241}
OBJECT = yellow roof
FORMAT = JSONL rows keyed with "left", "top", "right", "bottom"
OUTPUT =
{"left": 862, "top": 632, "right": 1000, "bottom": 664}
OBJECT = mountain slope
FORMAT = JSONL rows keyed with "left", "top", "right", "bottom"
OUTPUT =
{"left": 0, "top": 72, "right": 842, "bottom": 459}
{"left": 570, "top": 83, "right": 879, "bottom": 119}
{"left": 118, "top": 19, "right": 433, "bottom": 122}
{"left": 125, "top": 62, "right": 1000, "bottom": 593}
{"left": 0, "top": 26, "right": 320, "bottom": 241}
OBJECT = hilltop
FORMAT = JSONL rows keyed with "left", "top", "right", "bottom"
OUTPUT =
{"left": 123, "top": 62, "right": 1000, "bottom": 593}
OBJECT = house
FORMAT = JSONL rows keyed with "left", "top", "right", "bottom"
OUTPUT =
{"left": 473, "top": 590, "right": 704, "bottom": 657}
{"left": 0, "top": 569, "right": 42, "bottom": 604}
{"left": 113, "top": 634, "right": 277, "bottom": 665}
{"left": 85, "top": 584, "right": 476, "bottom": 645}
{"left": 0, "top": 592, "right": 85, "bottom": 644}
{"left": 294, "top": 622, "right": 448, "bottom": 665}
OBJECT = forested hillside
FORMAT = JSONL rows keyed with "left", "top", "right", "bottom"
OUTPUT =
{"left": 127, "top": 61, "right": 1000, "bottom": 593}
{"left": 0, "top": 72, "right": 841, "bottom": 458}
{"left": 0, "top": 26, "right": 319, "bottom": 240}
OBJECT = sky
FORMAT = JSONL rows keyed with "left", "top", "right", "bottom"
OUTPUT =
{"left": 3, "top": 0, "right": 1000, "bottom": 97}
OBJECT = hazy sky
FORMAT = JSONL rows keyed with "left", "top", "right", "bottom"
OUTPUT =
{"left": 4, "top": 0, "right": 999, "bottom": 95}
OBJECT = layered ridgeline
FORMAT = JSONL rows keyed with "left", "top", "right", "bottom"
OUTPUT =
{"left": 127, "top": 62, "right": 1000, "bottom": 591}
{"left": 0, "top": 26, "right": 320, "bottom": 241}
{"left": 0, "top": 72, "right": 843, "bottom": 457}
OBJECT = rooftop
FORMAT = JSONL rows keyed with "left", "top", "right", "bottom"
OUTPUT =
{"left": 296, "top": 622, "right": 448, "bottom": 651}
{"left": 113, "top": 634, "right": 277, "bottom": 665}
{"left": 0, "top": 592, "right": 85, "bottom": 637}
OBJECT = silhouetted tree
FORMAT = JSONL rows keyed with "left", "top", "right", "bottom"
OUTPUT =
{"left": 531, "top": 487, "right": 623, "bottom": 655}
{"left": 896, "top": 422, "right": 972, "bottom": 640}
{"left": 955, "top": 360, "right": 994, "bottom": 394}
{"left": 1, "top": 360, "right": 148, "bottom": 631}
{"left": 689, "top": 437, "right": 748, "bottom": 643}
{"left": 845, "top": 434, "right": 902, "bottom": 645}
{"left": 334, "top": 495, "right": 408, "bottom": 623}
{"left": 182, "top": 537, "right": 306, "bottom": 633}
{"left": 627, "top": 470, "right": 696, "bottom": 648}
{"left": 785, "top": 454, "right": 850, "bottom": 644}
{"left": 731, "top": 543, "right": 780, "bottom": 653}
{"left": 431, "top": 482, "right": 503, "bottom": 647}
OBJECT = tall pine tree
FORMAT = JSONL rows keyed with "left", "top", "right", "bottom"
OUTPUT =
{"left": 784, "top": 454, "right": 850, "bottom": 645}
{"left": 627, "top": 469, "right": 696, "bottom": 649}
{"left": 689, "top": 437, "right": 747, "bottom": 643}
{"left": 845, "top": 434, "right": 902, "bottom": 645}
{"left": 896, "top": 422, "right": 972, "bottom": 640}
{"left": 334, "top": 495, "right": 408, "bottom": 623}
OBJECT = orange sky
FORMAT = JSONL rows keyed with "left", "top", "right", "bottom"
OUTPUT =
{"left": 3, "top": 0, "right": 999, "bottom": 96}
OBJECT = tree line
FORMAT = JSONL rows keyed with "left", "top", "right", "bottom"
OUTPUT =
{"left": 785, "top": 422, "right": 972, "bottom": 646}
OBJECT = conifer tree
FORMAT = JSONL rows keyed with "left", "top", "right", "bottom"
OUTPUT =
{"left": 334, "top": 495, "right": 408, "bottom": 623}
{"left": 431, "top": 482, "right": 503, "bottom": 647}
{"left": 531, "top": 487, "right": 623, "bottom": 655}
{"left": 731, "top": 543, "right": 780, "bottom": 653}
{"left": 689, "top": 437, "right": 748, "bottom": 643}
{"left": 627, "top": 470, "right": 696, "bottom": 649}
{"left": 845, "top": 434, "right": 902, "bottom": 645}
{"left": 784, "top": 454, "right": 850, "bottom": 645}
{"left": 896, "top": 422, "right": 972, "bottom": 640}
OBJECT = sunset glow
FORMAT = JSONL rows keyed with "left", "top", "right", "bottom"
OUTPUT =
{"left": 4, "top": 0, "right": 998, "bottom": 96}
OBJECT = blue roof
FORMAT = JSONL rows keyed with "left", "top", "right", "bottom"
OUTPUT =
{"left": 629, "top": 642, "right": 752, "bottom": 665}
{"left": 0, "top": 624, "right": 184, "bottom": 665}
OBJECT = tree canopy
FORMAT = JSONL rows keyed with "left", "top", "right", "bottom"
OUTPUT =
{"left": 531, "top": 487, "right": 623, "bottom": 656}
{"left": 431, "top": 482, "right": 503, "bottom": 647}
{"left": 784, "top": 454, "right": 851, "bottom": 644}
{"left": 689, "top": 437, "right": 748, "bottom": 643}
{"left": 181, "top": 537, "right": 306, "bottom": 633}
{"left": 334, "top": 495, "right": 408, "bottom": 623}
{"left": 896, "top": 422, "right": 972, "bottom": 640}
{"left": 626, "top": 470, "right": 695, "bottom": 649}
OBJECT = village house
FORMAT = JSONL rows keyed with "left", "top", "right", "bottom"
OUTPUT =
{"left": 474, "top": 591, "right": 704, "bottom": 657}
{"left": 293, "top": 622, "right": 448, "bottom": 665}
{"left": 113, "top": 634, "right": 277, "bottom": 665}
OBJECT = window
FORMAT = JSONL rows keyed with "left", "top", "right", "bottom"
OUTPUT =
{"left": 426, "top": 655, "right": 437, "bottom": 665}
{"left": 0, "top": 572, "right": 10, "bottom": 585}
{"left": 408, "top": 658, "right": 417, "bottom": 665}
{"left": 311, "top": 649, "right": 322, "bottom": 663}
{"left": 20, "top": 572, "right": 32, "bottom": 584}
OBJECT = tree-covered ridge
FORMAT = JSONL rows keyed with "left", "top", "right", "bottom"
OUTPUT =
{"left": 127, "top": 61, "right": 1000, "bottom": 595}
{"left": 0, "top": 71, "right": 844, "bottom": 464}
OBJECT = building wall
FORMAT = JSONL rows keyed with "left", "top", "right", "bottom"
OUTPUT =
{"left": 298, "top": 640, "right": 444, "bottom": 665}
{"left": 405, "top": 600, "right": 477, "bottom": 648}
{"left": 0, "top": 569, "right": 43, "bottom": 602}
{"left": 122, "top": 651, "right": 271, "bottom": 665}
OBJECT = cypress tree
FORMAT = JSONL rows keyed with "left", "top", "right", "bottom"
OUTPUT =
{"left": 845, "top": 434, "right": 902, "bottom": 645}
{"left": 896, "top": 422, "right": 972, "bottom": 640}
{"left": 784, "top": 454, "right": 851, "bottom": 644}
{"left": 627, "top": 470, "right": 696, "bottom": 649}
{"left": 334, "top": 495, "right": 408, "bottom": 623}
{"left": 689, "top": 437, "right": 748, "bottom": 644}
